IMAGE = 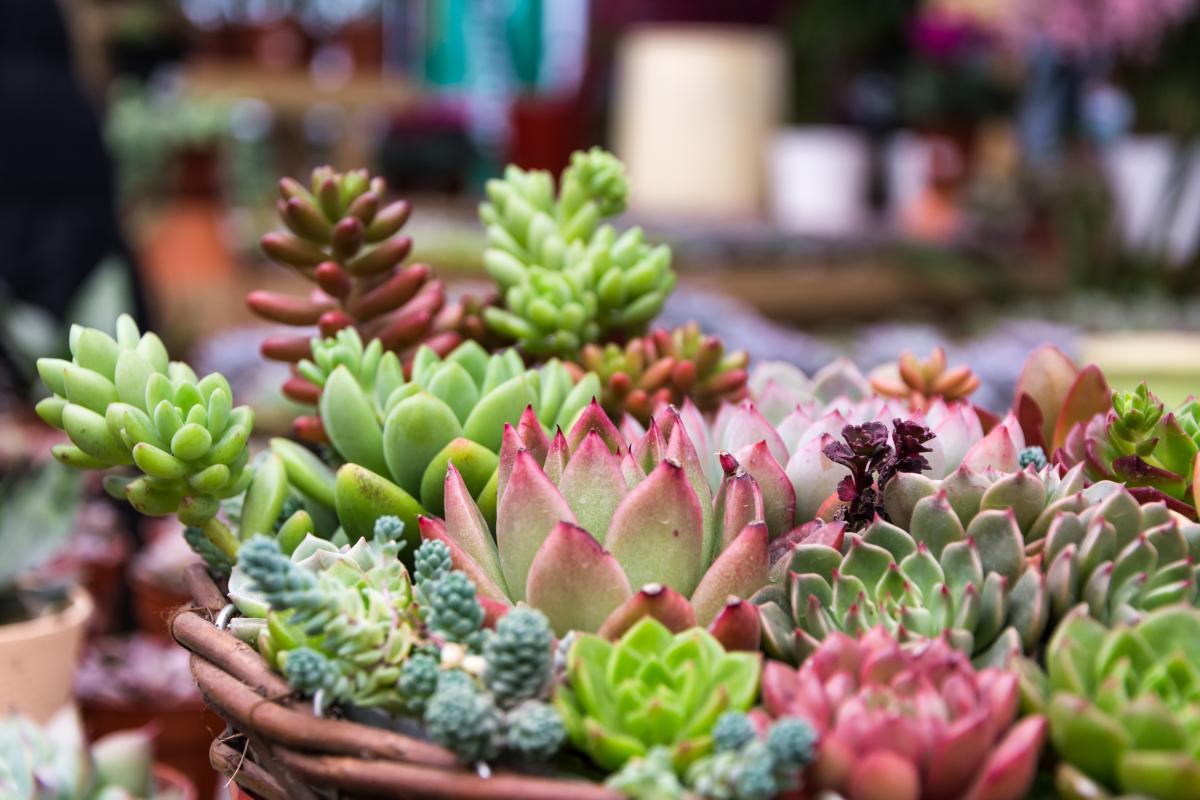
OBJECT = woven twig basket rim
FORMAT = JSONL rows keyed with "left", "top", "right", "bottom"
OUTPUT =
{"left": 174, "top": 565, "right": 622, "bottom": 800}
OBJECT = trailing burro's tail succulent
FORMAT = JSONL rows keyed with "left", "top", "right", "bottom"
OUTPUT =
{"left": 36, "top": 315, "right": 253, "bottom": 560}
{"left": 478, "top": 148, "right": 676, "bottom": 358}
{"left": 249, "top": 166, "right": 487, "bottom": 442}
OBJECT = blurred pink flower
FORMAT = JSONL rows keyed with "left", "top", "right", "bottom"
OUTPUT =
{"left": 1013, "top": 0, "right": 1197, "bottom": 59}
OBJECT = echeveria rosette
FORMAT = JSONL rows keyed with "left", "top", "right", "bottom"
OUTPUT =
{"left": 1038, "top": 605, "right": 1200, "bottom": 800}
{"left": 1061, "top": 383, "right": 1200, "bottom": 519}
{"left": 574, "top": 322, "right": 750, "bottom": 425}
{"left": 251, "top": 167, "right": 481, "bottom": 442}
{"left": 887, "top": 463, "right": 1200, "bottom": 627}
{"left": 307, "top": 330, "right": 600, "bottom": 531}
{"left": 752, "top": 502, "right": 1046, "bottom": 667}
{"left": 554, "top": 617, "right": 761, "bottom": 772}
{"left": 231, "top": 527, "right": 421, "bottom": 713}
{"left": 479, "top": 148, "right": 676, "bottom": 358}
{"left": 869, "top": 346, "right": 983, "bottom": 411}
{"left": 36, "top": 314, "right": 252, "bottom": 560}
{"left": 759, "top": 627, "right": 1046, "bottom": 800}
{"left": 418, "top": 402, "right": 772, "bottom": 648}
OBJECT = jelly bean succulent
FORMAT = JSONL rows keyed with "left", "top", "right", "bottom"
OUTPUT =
{"left": 479, "top": 148, "right": 676, "bottom": 358}
{"left": 1060, "top": 383, "right": 1200, "bottom": 518}
{"left": 760, "top": 627, "right": 1047, "bottom": 800}
{"left": 869, "top": 347, "right": 982, "bottom": 410}
{"left": 420, "top": 402, "right": 773, "bottom": 646}
{"left": 574, "top": 322, "right": 750, "bottom": 424}
{"left": 36, "top": 315, "right": 253, "bottom": 560}
{"left": 250, "top": 166, "right": 482, "bottom": 442}
{"left": 554, "top": 617, "right": 761, "bottom": 771}
{"left": 1038, "top": 605, "right": 1200, "bottom": 800}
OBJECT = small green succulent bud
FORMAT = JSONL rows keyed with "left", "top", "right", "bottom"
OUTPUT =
{"left": 423, "top": 680, "right": 504, "bottom": 763}
{"left": 606, "top": 747, "right": 687, "bottom": 800}
{"left": 372, "top": 515, "right": 406, "bottom": 546}
{"left": 183, "top": 525, "right": 235, "bottom": 575}
{"left": 283, "top": 647, "right": 338, "bottom": 695}
{"left": 273, "top": 496, "right": 304, "bottom": 532}
{"left": 503, "top": 700, "right": 566, "bottom": 761}
{"left": 413, "top": 538, "right": 452, "bottom": 590}
{"left": 426, "top": 571, "right": 485, "bottom": 643}
{"left": 483, "top": 608, "right": 553, "bottom": 708}
{"left": 732, "top": 741, "right": 779, "bottom": 800}
{"left": 713, "top": 712, "right": 757, "bottom": 753}
{"left": 397, "top": 653, "right": 440, "bottom": 714}
{"left": 765, "top": 718, "right": 817, "bottom": 773}
{"left": 1018, "top": 445, "right": 1048, "bottom": 470}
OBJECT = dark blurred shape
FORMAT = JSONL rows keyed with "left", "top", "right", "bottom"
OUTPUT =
{"left": 0, "top": 0, "right": 145, "bottom": 326}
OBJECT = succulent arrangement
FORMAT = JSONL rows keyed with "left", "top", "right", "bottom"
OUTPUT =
{"left": 28, "top": 150, "right": 1200, "bottom": 798}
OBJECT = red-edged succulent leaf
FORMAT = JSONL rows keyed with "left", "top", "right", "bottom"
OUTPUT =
{"left": 597, "top": 583, "right": 697, "bottom": 640}
{"left": 738, "top": 440, "right": 795, "bottom": 539}
{"left": 606, "top": 459, "right": 705, "bottom": 597}
{"left": 690, "top": 522, "right": 769, "bottom": 626}
{"left": 515, "top": 404, "right": 549, "bottom": 464}
{"left": 496, "top": 449, "right": 576, "bottom": 601}
{"left": 961, "top": 716, "right": 1047, "bottom": 800}
{"left": 557, "top": 430, "right": 630, "bottom": 543}
{"left": 525, "top": 521, "right": 633, "bottom": 636}
{"left": 849, "top": 750, "right": 921, "bottom": 800}
{"left": 714, "top": 452, "right": 766, "bottom": 553}
{"left": 962, "top": 421, "right": 1020, "bottom": 473}
{"left": 566, "top": 398, "right": 624, "bottom": 455}
{"left": 1015, "top": 392, "right": 1047, "bottom": 452}
{"left": 707, "top": 598, "right": 762, "bottom": 651}
{"left": 1014, "top": 345, "right": 1080, "bottom": 447}
{"left": 442, "top": 463, "right": 507, "bottom": 594}
{"left": 1052, "top": 365, "right": 1111, "bottom": 452}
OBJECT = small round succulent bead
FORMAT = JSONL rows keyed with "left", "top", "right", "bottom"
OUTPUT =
{"left": 733, "top": 742, "right": 780, "bottom": 800}
{"left": 484, "top": 608, "right": 553, "bottom": 707}
{"left": 397, "top": 653, "right": 439, "bottom": 714}
{"left": 765, "top": 717, "right": 817, "bottom": 772}
{"left": 373, "top": 514, "right": 406, "bottom": 545}
{"left": 426, "top": 571, "right": 485, "bottom": 642}
{"left": 1018, "top": 445, "right": 1048, "bottom": 470}
{"left": 436, "top": 668, "right": 475, "bottom": 692}
{"left": 413, "top": 539, "right": 451, "bottom": 589}
{"left": 274, "top": 496, "right": 304, "bottom": 532}
{"left": 713, "top": 711, "right": 758, "bottom": 753}
{"left": 237, "top": 535, "right": 320, "bottom": 603}
{"left": 283, "top": 647, "right": 337, "bottom": 695}
{"left": 423, "top": 680, "right": 503, "bottom": 763}
{"left": 183, "top": 525, "right": 234, "bottom": 575}
{"left": 504, "top": 701, "right": 566, "bottom": 761}
{"left": 606, "top": 747, "right": 686, "bottom": 799}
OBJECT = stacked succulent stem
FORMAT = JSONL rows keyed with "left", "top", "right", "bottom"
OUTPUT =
{"left": 250, "top": 166, "right": 478, "bottom": 442}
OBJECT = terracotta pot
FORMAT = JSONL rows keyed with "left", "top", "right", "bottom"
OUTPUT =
{"left": 83, "top": 698, "right": 223, "bottom": 799}
{"left": 130, "top": 568, "right": 190, "bottom": 640}
{"left": 155, "top": 762, "right": 199, "bottom": 800}
{"left": 0, "top": 587, "right": 92, "bottom": 723}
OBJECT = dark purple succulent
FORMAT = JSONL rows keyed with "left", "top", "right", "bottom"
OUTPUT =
{"left": 823, "top": 419, "right": 934, "bottom": 530}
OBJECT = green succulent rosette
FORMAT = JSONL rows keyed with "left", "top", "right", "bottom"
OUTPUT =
{"left": 35, "top": 314, "right": 252, "bottom": 558}
{"left": 1038, "top": 605, "right": 1200, "bottom": 800}
{"left": 554, "top": 617, "right": 761, "bottom": 772}
{"left": 753, "top": 511, "right": 1043, "bottom": 667}
{"left": 1061, "top": 383, "right": 1200, "bottom": 517}
{"left": 479, "top": 148, "right": 676, "bottom": 358}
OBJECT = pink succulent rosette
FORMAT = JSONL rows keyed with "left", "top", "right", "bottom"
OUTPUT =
{"left": 758, "top": 627, "right": 1046, "bottom": 800}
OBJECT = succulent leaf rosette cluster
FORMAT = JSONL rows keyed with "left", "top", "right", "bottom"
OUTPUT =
{"left": 36, "top": 315, "right": 253, "bottom": 559}
{"left": 295, "top": 329, "right": 599, "bottom": 527}
{"left": 869, "top": 347, "right": 983, "bottom": 410}
{"left": 1039, "top": 605, "right": 1200, "bottom": 799}
{"left": 760, "top": 627, "right": 1047, "bottom": 800}
{"left": 421, "top": 401, "right": 774, "bottom": 647}
{"left": 555, "top": 617, "right": 761, "bottom": 771}
{"left": 250, "top": 166, "right": 484, "bottom": 442}
{"left": 479, "top": 148, "right": 676, "bottom": 358}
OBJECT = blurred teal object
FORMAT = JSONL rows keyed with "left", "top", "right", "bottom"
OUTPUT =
{"left": 423, "top": 0, "right": 543, "bottom": 90}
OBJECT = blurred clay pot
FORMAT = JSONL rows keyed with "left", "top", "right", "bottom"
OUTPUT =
{"left": 0, "top": 587, "right": 92, "bottom": 722}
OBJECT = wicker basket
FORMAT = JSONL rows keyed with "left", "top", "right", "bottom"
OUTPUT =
{"left": 172, "top": 565, "right": 622, "bottom": 800}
